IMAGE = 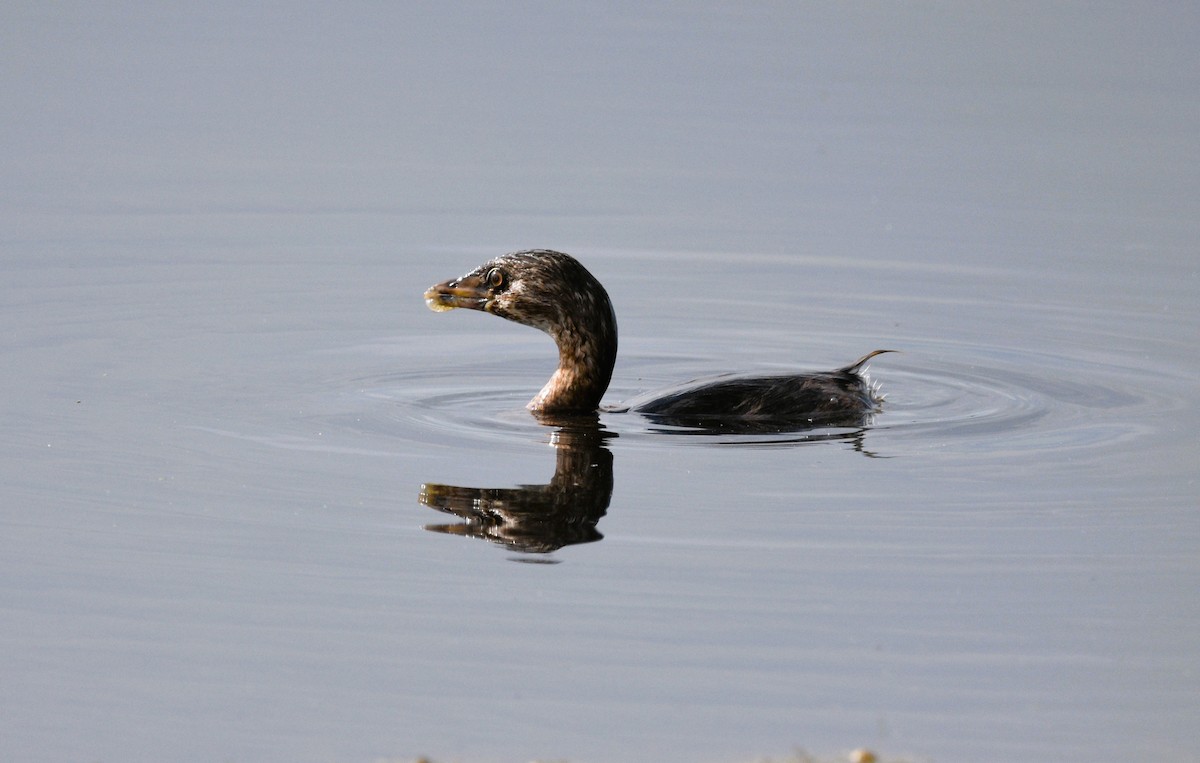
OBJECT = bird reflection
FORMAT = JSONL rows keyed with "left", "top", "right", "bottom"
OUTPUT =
{"left": 419, "top": 415, "right": 614, "bottom": 561}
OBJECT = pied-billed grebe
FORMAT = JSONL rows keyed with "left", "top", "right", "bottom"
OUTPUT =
{"left": 424, "top": 249, "right": 891, "bottom": 425}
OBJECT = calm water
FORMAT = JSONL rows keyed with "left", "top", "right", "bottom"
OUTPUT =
{"left": 3, "top": 5, "right": 1198, "bottom": 762}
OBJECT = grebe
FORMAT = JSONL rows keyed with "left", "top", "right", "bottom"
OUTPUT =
{"left": 424, "top": 249, "right": 891, "bottom": 427}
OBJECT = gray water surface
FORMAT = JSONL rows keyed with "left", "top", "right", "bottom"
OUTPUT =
{"left": 3, "top": 4, "right": 1198, "bottom": 763}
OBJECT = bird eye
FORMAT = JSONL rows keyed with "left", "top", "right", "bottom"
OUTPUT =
{"left": 486, "top": 268, "right": 505, "bottom": 289}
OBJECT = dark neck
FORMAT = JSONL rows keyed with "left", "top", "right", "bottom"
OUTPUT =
{"left": 528, "top": 304, "right": 618, "bottom": 414}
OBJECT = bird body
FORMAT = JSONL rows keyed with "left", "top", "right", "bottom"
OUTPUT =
{"left": 425, "top": 249, "right": 890, "bottom": 427}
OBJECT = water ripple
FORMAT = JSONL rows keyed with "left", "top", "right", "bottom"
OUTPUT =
{"left": 328, "top": 342, "right": 1163, "bottom": 457}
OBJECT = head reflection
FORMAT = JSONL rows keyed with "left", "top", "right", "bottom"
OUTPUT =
{"left": 419, "top": 414, "right": 614, "bottom": 562}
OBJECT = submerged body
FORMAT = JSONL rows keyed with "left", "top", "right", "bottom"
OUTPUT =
{"left": 610, "top": 352, "right": 888, "bottom": 429}
{"left": 424, "top": 249, "right": 890, "bottom": 426}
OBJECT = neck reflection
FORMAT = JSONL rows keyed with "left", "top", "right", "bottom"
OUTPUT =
{"left": 419, "top": 414, "right": 614, "bottom": 562}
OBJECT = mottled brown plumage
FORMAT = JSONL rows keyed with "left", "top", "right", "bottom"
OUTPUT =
{"left": 425, "top": 249, "right": 890, "bottom": 426}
